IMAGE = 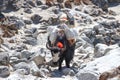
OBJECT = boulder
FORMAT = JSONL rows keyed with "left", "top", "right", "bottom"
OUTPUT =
{"left": 39, "top": 68, "right": 50, "bottom": 77}
{"left": 52, "top": 8, "right": 60, "bottom": 14}
{"left": 24, "top": 27, "right": 38, "bottom": 39}
{"left": 82, "top": 0, "right": 93, "bottom": 5}
{"left": 76, "top": 48, "right": 120, "bottom": 80}
{"left": 24, "top": 8, "right": 33, "bottom": 14}
{"left": 14, "top": 44, "right": 27, "bottom": 52}
{"left": 20, "top": 50, "right": 33, "bottom": 59}
{"left": 23, "top": 37, "right": 37, "bottom": 46}
{"left": 92, "top": 0, "right": 108, "bottom": 12}
{"left": 76, "top": 70, "right": 99, "bottom": 80}
{"left": 48, "top": 16, "right": 59, "bottom": 25}
{"left": 108, "top": 0, "right": 120, "bottom": 2}
{"left": 24, "top": 19, "right": 32, "bottom": 24}
{"left": 29, "top": 61, "right": 40, "bottom": 76}
{"left": 6, "top": 71, "right": 37, "bottom": 80}
{"left": 100, "top": 20, "right": 119, "bottom": 29}
{"left": 36, "top": 0, "right": 43, "bottom": 6}
{"left": 0, "top": 0, "right": 8, "bottom": 11}
{"left": 46, "top": 0, "right": 54, "bottom": 7}
{"left": 0, "top": 36, "right": 4, "bottom": 44}
{"left": 26, "top": 0, "right": 37, "bottom": 7}
{"left": 13, "top": 62, "right": 30, "bottom": 75}
{"left": 83, "top": 5, "right": 103, "bottom": 16}
{"left": 31, "top": 14, "right": 42, "bottom": 24}
{"left": 57, "top": 0, "right": 64, "bottom": 3}
{"left": 64, "top": 1, "right": 72, "bottom": 9}
{"left": 29, "top": 53, "right": 46, "bottom": 66}
{"left": 0, "top": 52, "right": 9, "bottom": 66}
{"left": 74, "top": 0, "right": 81, "bottom": 5}
{"left": 94, "top": 43, "right": 108, "bottom": 58}
{"left": 11, "top": 0, "right": 24, "bottom": 10}
{"left": 0, "top": 66, "right": 10, "bottom": 78}
{"left": 63, "top": 68, "right": 75, "bottom": 76}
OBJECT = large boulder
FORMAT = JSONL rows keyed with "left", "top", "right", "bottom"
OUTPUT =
{"left": 76, "top": 48, "right": 120, "bottom": 80}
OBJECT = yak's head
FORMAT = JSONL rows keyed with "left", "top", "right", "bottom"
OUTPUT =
{"left": 46, "top": 30, "right": 66, "bottom": 64}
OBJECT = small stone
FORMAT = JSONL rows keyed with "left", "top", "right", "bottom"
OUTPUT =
{"left": 0, "top": 66, "right": 10, "bottom": 78}
{"left": 63, "top": 68, "right": 75, "bottom": 76}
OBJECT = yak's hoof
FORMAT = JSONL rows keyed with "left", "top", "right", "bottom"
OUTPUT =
{"left": 58, "top": 67, "right": 62, "bottom": 71}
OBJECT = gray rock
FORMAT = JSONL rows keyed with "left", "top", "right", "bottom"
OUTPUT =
{"left": 30, "top": 53, "right": 45, "bottom": 66}
{"left": 76, "top": 70, "right": 99, "bottom": 80}
{"left": 57, "top": 0, "right": 64, "bottom": 3}
{"left": 21, "top": 50, "right": 33, "bottom": 59}
{"left": 24, "top": 19, "right": 32, "bottom": 24}
{"left": 23, "top": 37, "right": 37, "bottom": 46}
{"left": 29, "top": 61, "right": 40, "bottom": 76}
{"left": 111, "top": 35, "right": 120, "bottom": 43}
{"left": 0, "top": 66, "right": 10, "bottom": 78}
{"left": 108, "top": 0, "right": 120, "bottom": 2}
{"left": 92, "top": 0, "right": 108, "bottom": 12}
{"left": 52, "top": 8, "right": 60, "bottom": 14}
{"left": 13, "top": 62, "right": 30, "bottom": 75}
{"left": 10, "top": 58, "right": 28, "bottom": 66}
{"left": 24, "top": 8, "right": 33, "bottom": 14}
{"left": 39, "top": 68, "right": 50, "bottom": 78}
{"left": 93, "top": 24, "right": 103, "bottom": 35}
{"left": 94, "top": 43, "right": 108, "bottom": 58}
{"left": 100, "top": 20, "right": 119, "bottom": 29}
{"left": 93, "top": 35, "right": 106, "bottom": 46}
{"left": 8, "top": 16, "right": 25, "bottom": 29}
{"left": 36, "top": 0, "right": 43, "bottom": 6}
{"left": 40, "top": 5, "right": 49, "bottom": 10}
{"left": 76, "top": 48, "right": 120, "bottom": 80}
{"left": 26, "top": 0, "right": 37, "bottom": 7}
{"left": 81, "top": 34, "right": 93, "bottom": 44}
{"left": 24, "top": 28, "right": 37, "bottom": 34}
{"left": 0, "top": 0, "right": 8, "bottom": 11}
{"left": 15, "top": 69, "right": 29, "bottom": 75}
{"left": 0, "top": 52, "right": 9, "bottom": 66}
{"left": 63, "top": 68, "right": 75, "bottom": 76}
{"left": 48, "top": 16, "right": 59, "bottom": 25}
{"left": 15, "top": 44, "right": 27, "bottom": 52}
{"left": 11, "top": 0, "right": 23, "bottom": 10}
{"left": 25, "top": 27, "right": 38, "bottom": 39}
{"left": 83, "top": 5, "right": 103, "bottom": 16}
{"left": 31, "top": 14, "right": 42, "bottom": 24}
{"left": 15, "top": 20, "right": 25, "bottom": 29}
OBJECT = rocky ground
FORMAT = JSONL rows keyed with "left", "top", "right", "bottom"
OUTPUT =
{"left": 0, "top": 0, "right": 120, "bottom": 80}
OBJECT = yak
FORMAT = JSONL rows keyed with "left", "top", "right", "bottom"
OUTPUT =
{"left": 46, "top": 30, "right": 76, "bottom": 70}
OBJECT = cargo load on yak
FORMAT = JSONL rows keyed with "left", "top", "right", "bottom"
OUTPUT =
{"left": 47, "top": 12, "right": 78, "bottom": 46}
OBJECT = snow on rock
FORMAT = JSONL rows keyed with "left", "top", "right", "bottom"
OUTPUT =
{"left": 76, "top": 48, "right": 120, "bottom": 80}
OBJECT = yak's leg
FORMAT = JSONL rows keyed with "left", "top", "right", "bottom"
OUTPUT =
{"left": 65, "top": 57, "right": 71, "bottom": 68}
{"left": 65, "top": 43, "right": 76, "bottom": 68}
{"left": 58, "top": 55, "right": 64, "bottom": 70}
